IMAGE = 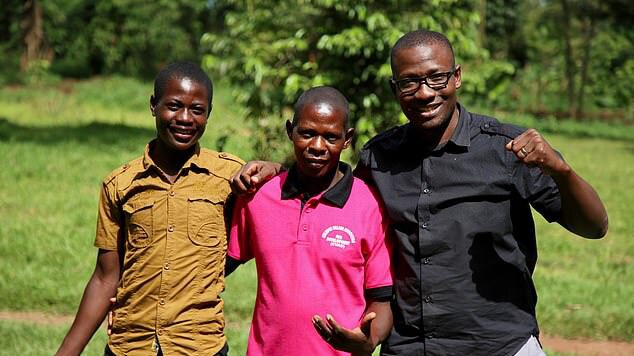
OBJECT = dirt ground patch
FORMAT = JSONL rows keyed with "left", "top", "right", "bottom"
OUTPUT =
{"left": 541, "top": 334, "right": 634, "bottom": 356}
{"left": 0, "top": 310, "right": 74, "bottom": 326}
{"left": 1, "top": 311, "right": 632, "bottom": 355}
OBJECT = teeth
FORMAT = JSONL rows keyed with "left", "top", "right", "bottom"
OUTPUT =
{"left": 420, "top": 104, "right": 440, "bottom": 113}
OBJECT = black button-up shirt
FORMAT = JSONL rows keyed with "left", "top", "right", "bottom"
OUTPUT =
{"left": 357, "top": 104, "right": 562, "bottom": 356}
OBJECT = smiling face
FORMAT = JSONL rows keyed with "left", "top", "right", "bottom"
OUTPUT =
{"left": 391, "top": 43, "right": 462, "bottom": 139}
{"left": 287, "top": 102, "right": 353, "bottom": 181}
{"left": 150, "top": 76, "right": 211, "bottom": 152}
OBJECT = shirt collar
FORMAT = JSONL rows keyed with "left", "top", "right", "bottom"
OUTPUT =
{"left": 142, "top": 139, "right": 205, "bottom": 172}
{"left": 446, "top": 103, "right": 471, "bottom": 148}
{"left": 281, "top": 162, "right": 353, "bottom": 208}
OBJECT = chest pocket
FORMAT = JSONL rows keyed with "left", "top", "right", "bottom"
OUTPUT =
{"left": 122, "top": 197, "right": 154, "bottom": 248}
{"left": 188, "top": 193, "right": 225, "bottom": 247}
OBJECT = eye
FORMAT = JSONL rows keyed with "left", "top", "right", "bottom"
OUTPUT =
{"left": 398, "top": 78, "right": 420, "bottom": 91}
{"left": 167, "top": 103, "right": 180, "bottom": 111}
{"left": 426, "top": 73, "right": 447, "bottom": 84}
{"left": 192, "top": 107, "right": 206, "bottom": 115}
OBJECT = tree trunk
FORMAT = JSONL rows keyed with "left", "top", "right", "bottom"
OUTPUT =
{"left": 20, "top": 0, "right": 51, "bottom": 71}
{"left": 559, "top": 0, "right": 576, "bottom": 118}
{"left": 478, "top": 0, "right": 487, "bottom": 50}
{"left": 576, "top": 17, "right": 596, "bottom": 120}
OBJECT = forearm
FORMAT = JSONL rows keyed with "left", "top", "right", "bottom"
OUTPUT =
{"left": 56, "top": 274, "right": 118, "bottom": 356}
{"left": 366, "top": 301, "right": 392, "bottom": 349}
{"left": 552, "top": 165, "right": 608, "bottom": 238}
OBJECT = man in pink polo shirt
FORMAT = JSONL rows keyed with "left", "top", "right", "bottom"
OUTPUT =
{"left": 226, "top": 86, "right": 393, "bottom": 355}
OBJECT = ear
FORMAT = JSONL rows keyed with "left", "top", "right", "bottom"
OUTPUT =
{"left": 285, "top": 120, "right": 294, "bottom": 140}
{"left": 389, "top": 79, "right": 399, "bottom": 99}
{"left": 206, "top": 103, "right": 213, "bottom": 119}
{"left": 453, "top": 65, "right": 462, "bottom": 90}
{"left": 150, "top": 95, "right": 157, "bottom": 116}
{"left": 343, "top": 127, "right": 355, "bottom": 149}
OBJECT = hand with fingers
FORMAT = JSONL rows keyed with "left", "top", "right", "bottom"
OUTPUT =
{"left": 505, "top": 128, "right": 569, "bottom": 176}
{"left": 107, "top": 297, "right": 116, "bottom": 336}
{"left": 312, "top": 312, "right": 377, "bottom": 356}
{"left": 230, "top": 161, "right": 283, "bottom": 195}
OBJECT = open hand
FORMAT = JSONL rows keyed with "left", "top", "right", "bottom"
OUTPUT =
{"left": 312, "top": 312, "right": 377, "bottom": 356}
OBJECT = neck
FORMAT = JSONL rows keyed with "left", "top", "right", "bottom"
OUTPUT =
{"left": 150, "top": 140, "right": 196, "bottom": 178}
{"left": 414, "top": 106, "right": 460, "bottom": 151}
{"left": 297, "top": 165, "right": 343, "bottom": 197}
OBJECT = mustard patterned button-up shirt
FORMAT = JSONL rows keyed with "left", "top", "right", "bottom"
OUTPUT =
{"left": 94, "top": 141, "right": 243, "bottom": 355}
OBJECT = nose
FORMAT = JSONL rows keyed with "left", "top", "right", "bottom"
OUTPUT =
{"left": 308, "top": 136, "right": 327, "bottom": 155}
{"left": 413, "top": 81, "right": 436, "bottom": 101}
{"left": 175, "top": 109, "right": 194, "bottom": 124}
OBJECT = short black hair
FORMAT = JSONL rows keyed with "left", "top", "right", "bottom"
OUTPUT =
{"left": 153, "top": 61, "right": 213, "bottom": 108}
{"left": 292, "top": 86, "right": 350, "bottom": 130}
{"left": 390, "top": 30, "right": 456, "bottom": 75}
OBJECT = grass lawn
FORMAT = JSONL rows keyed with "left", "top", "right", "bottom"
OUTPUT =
{"left": 0, "top": 77, "right": 632, "bottom": 354}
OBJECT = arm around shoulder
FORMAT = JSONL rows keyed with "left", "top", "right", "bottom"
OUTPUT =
{"left": 56, "top": 249, "right": 120, "bottom": 356}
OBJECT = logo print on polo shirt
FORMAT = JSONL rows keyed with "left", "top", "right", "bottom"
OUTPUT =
{"left": 321, "top": 225, "right": 356, "bottom": 249}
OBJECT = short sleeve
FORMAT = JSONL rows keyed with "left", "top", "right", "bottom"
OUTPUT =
{"left": 94, "top": 181, "right": 122, "bottom": 250}
{"left": 363, "top": 196, "right": 393, "bottom": 291}
{"left": 227, "top": 195, "right": 254, "bottom": 262}
{"left": 512, "top": 155, "right": 562, "bottom": 223}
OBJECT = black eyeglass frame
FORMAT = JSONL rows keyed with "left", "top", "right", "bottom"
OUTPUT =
{"left": 391, "top": 67, "right": 458, "bottom": 95}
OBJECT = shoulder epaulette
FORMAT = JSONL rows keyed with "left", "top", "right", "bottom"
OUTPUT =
{"left": 479, "top": 119, "right": 526, "bottom": 140}
{"left": 217, "top": 151, "right": 245, "bottom": 165}
{"left": 199, "top": 148, "right": 244, "bottom": 180}
{"left": 103, "top": 157, "right": 143, "bottom": 185}
{"left": 362, "top": 125, "right": 404, "bottom": 149}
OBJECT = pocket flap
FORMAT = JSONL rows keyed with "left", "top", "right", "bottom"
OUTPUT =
{"left": 122, "top": 196, "right": 154, "bottom": 214}
{"left": 187, "top": 193, "right": 224, "bottom": 205}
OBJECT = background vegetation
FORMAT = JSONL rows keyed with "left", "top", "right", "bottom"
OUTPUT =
{"left": 1, "top": 0, "right": 632, "bottom": 355}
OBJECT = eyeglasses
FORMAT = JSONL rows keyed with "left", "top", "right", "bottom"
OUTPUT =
{"left": 391, "top": 68, "right": 457, "bottom": 95}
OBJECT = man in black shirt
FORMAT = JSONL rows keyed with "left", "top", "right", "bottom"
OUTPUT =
{"left": 231, "top": 30, "right": 608, "bottom": 356}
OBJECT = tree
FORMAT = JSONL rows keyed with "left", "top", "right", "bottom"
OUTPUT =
{"left": 201, "top": 0, "right": 512, "bottom": 159}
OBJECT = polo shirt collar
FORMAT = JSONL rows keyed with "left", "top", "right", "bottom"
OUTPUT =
{"left": 281, "top": 162, "right": 353, "bottom": 208}
{"left": 142, "top": 139, "right": 206, "bottom": 172}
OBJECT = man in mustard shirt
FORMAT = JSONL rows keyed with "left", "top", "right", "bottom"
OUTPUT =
{"left": 56, "top": 61, "right": 243, "bottom": 356}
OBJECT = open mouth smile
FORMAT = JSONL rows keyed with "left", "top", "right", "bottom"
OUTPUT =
{"left": 170, "top": 126, "right": 197, "bottom": 141}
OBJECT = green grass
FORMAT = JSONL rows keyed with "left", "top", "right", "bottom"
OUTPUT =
{"left": 0, "top": 77, "right": 632, "bottom": 354}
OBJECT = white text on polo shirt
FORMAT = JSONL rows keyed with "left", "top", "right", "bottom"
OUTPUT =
{"left": 321, "top": 226, "right": 356, "bottom": 249}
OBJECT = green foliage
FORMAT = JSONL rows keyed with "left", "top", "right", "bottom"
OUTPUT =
{"left": 36, "top": 0, "right": 213, "bottom": 78}
{"left": 486, "top": 0, "right": 634, "bottom": 117}
{"left": 201, "top": 0, "right": 508, "bottom": 156}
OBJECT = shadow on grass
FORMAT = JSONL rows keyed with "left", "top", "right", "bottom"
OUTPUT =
{"left": 0, "top": 118, "right": 154, "bottom": 149}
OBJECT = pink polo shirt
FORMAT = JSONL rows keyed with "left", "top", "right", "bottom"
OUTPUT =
{"left": 228, "top": 165, "right": 392, "bottom": 355}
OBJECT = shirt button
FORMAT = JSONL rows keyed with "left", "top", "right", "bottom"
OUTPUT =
{"left": 302, "top": 225, "right": 308, "bottom": 231}
{"left": 169, "top": 191, "right": 175, "bottom": 197}
{"left": 424, "top": 295, "right": 433, "bottom": 303}
{"left": 422, "top": 222, "right": 429, "bottom": 229}
{"left": 423, "top": 258, "right": 431, "bottom": 265}
{"left": 423, "top": 188, "right": 430, "bottom": 194}
{"left": 305, "top": 209, "right": 311, "bottom": 213}
{"left": 426, "top": 333, "right": 434, "bottom": 339}
{"left": 164, "top": 263, "right": 170, "bottom": 270}
{"left": 159, "top": 298, "right": 165, "bottom": 305}
{"left": 158, "top": 328, "right": 164, "bottom": 335}
{"left": 168, "top": 225, "right": 174, "bottom": 232}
